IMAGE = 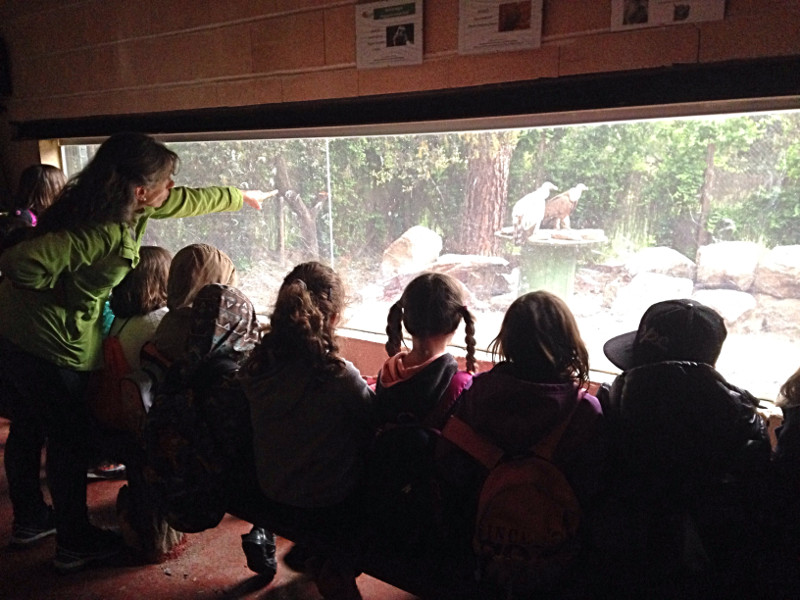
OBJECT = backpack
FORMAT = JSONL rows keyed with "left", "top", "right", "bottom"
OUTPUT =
{"left": 365, "top": 371, "right": 472, "bottom": 553}
{"left": 143, "top": 354, "right": 241, "bottom": 533}
{"left": 87, "top": 318, "right": 135, "bottom": 432}
{"left": 441, "top": 397, "right": 582, "bottom": 596}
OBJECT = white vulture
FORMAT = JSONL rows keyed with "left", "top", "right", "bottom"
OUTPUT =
{"left": 542, "top": 183, "right": 588, "bottom": 230}
{"left": 511, "top": 181, "right": 558, "bottom": 245}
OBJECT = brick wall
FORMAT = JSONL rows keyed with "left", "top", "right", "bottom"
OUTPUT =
{"left": 1, "top": 1, "right": 797, "bottom": 122}
{"left": 0, "top": 1, "right": 798, "bottom": 188}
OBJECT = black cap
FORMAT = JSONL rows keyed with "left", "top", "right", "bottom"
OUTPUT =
{"left": 603, "top": 299, "right": 727, "bottom": 370}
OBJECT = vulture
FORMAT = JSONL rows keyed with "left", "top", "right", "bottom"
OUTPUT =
{"left": 511, "top": 181, "right": 558, "bottom": 245}
{"left": 542, "top": 183, "right": 588, "bottom": 230}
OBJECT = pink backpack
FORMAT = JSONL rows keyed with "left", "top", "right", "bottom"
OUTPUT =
{"left": 442, "top": 397, "right": 582, "bottom": 595}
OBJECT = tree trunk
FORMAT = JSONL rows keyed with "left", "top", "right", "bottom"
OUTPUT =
{"left": 275, "top": 155, "right": 320, "bottom": 259}
{"left": 696, "top": 142, "right": 716, "bottom": 249}
{"left": 457, "top": 132, "right": 520, "bottom": 256}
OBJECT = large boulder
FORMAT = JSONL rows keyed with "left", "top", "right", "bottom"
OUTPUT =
{"left": 734, "top": 294, "right": 800, "bottom": 338}
{"left": 431, "top": 254, "right": 512, "bottom": 299}
{"left": 753, "top": 245, "right": 800, "bottom": 299}
{"left": 695, "top": 241, "right": 764, "bottom": 291}
{"left": 611, "top": 272, "right": 694, "bottom": 330}
{"left": 692, "top": 289, "right": 757, "bottom": 327}
{"left": 624, "top": 246, "right": 696, "bottom": 280}
{"left": 380, "top": 226, "right": 442, "bottom": 279}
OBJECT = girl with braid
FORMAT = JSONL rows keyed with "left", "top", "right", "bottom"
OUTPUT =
{"left": 240, "top": 261, "right": 374, "bottom": 600}
{"left": 375, "top": 272, "right": 476, "bottom": 425}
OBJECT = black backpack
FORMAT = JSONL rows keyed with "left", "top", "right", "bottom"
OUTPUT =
{"left": 364, "top": 372, "right": 472, "bottom": 553}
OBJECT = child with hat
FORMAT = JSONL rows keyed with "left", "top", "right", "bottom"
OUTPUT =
{"left": 590, "top": 299, "right": 771, "bottom": 597}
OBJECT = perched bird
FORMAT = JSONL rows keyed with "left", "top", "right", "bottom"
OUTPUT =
{"left": 542, "top": 183, "right": 588, "bottom": 230}
{"left": 512, "top": 181, "right": 558, "bottom": 245}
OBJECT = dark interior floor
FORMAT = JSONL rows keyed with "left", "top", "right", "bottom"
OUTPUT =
{"left": 0, "top": 418, "right": 418, "bottom": 600}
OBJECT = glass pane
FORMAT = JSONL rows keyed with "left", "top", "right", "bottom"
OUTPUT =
{"left": 60, "top": 109, "right": 800, "bottom": 401}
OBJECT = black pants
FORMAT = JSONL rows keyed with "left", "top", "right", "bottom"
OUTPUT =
{"left": 0, "top": 336, "right": 107, "bottom": 545}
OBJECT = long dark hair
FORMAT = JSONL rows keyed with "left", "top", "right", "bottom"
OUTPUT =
{"left": 37, "top": 132, "right": 178, "bottom": 232}
{"left": 490, "top": 290, "right": 589, "bottom": 385}
{"left": 245, "top": 261, "right": 346, "bottom": 376}
{"left": 385, "top": 272, "right": 476, "bottom": 372}
{"left": 109, "top": 246, "right": 172, "bottom": 318}
{"left": 14, "top": 164, "right": 66, "bottom": 215}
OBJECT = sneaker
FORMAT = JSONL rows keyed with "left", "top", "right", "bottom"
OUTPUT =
{"left": 53, "top": 527, "right": 123, "bottom": 574}
{"left": 87, "top": 462, "right": 126, "bottom": 480}
{"left": 241, "top": 527, "right": 277, "bottom": 579}
{"left": 10, "top": 508, "right": 56, "bottom": 548}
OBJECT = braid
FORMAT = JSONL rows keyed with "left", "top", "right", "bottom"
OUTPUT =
{"left": 461, "top": 306, "right": 477, "bottom": 373}
{"left": 385, "top": 301, "right": 404, "bottom": 356}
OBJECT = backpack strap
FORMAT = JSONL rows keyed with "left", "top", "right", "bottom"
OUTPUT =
{"left": 443, "top": 388, "right": 586, "bottom": 468}
{"left": 533, "top": 390, "right": 584, "bottom": 461}
{"left": 442, "top": 415, "right": 505, "bottom": 469}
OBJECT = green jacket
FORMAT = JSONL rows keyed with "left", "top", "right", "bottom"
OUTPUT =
{"left": 0, "top": 186, "right": 243, "bottom": 370}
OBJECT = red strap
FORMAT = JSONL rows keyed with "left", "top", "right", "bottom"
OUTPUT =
{"left": 442, "top": 415, "right": 505, "bottom": 470}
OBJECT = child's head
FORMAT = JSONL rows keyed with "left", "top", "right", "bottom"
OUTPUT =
{"left": 110, "top": 246, "right": 172, "bottom": 318}
{"left": 14, "top": 164, "right": 66, "bottom": 215}
{"left": 249, "top": 261, "right": 345, "bottom": 374}
{"left": 490, "top": 290, "right": 589, "bottom": 385}
{"left": 167, "top": 243, "right": 237, "bottom": 310}
{"left": 779, "top": 367, "right": 800, "bottom": 408}
{"left": 386, "top": 272, "right": 476, "bottom": 372}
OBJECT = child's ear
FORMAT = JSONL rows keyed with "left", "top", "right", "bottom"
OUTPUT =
{"left": 329, "top": 313, "right": 340, "bottom": 328}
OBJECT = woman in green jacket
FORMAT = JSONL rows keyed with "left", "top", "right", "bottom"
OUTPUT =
{"left": 0, "top": 132, "right": 266, "bottom": 573}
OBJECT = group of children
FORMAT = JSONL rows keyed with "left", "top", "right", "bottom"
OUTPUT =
{"left": 94, "top": 242, "right": 795, "bottom": 599}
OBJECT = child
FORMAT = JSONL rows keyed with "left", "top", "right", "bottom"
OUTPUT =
{"left": 240, "top": 261, "right": 375, "bottom": 599}
{"left": 366, "top": 272, "right": 476, "bottom": 565}
{"left": 108, "top": 246, "right": 172, "bottom": 370}
{"left": 375, "top": 272, "right": 476, "bottom": 425}
{"left": 438, "top": 291, "right": 603, "bottom": 592}
{"left": 151, "top": 243, "right": 237, "bottom": 362}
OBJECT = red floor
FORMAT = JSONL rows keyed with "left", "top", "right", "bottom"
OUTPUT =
{"left": 0, "top": 418, "right": 418, "bottom": 600}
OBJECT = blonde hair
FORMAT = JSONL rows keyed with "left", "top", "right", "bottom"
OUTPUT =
{"left": 167, "top": 243, "right": 237, "bottom": 310}
{"left": 490, "top": 290, "right": 589, "bottom": 385}
{"left": 385, "top": 272, "right": 476, "bottom": 373}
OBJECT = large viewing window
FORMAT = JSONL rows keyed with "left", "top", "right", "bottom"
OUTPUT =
{"left": 61, "top": 107, "right": 800, "bottom": 401}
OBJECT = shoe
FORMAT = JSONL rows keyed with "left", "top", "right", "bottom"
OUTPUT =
{"left": 87, "top": 463, "right": 126, "bottom": 480}
{"left": 53, "top": 526, "right": 123, "bottom": 574}
{"left": 11, "top": 507, "right": 56, "bottom": 547}
{"left": 241, "top": 527, "right": 277, "bottom": 579}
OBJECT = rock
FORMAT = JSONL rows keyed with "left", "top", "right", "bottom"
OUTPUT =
{"left": 695, "top": 241, "right": 765, "bottom": 291}
{"left": 691, "top": 289, "right": 756, "bottom": 326}
{"left": 380, "top": 226, "right": 442, "bottom": 279}
{"left": 735, "top": 294, "right": 800, "bottom": 337}
{"left": 431, "top": 254, "right": 512, "bottom": 298}
{"left": 624, "top": 246, "right": 696, "bottom": 280}
{"left": 611, "top": 272, "right": 694, "bottom": 329}
{"left": 753, "top": 245, "right": 800, "bottom": 299}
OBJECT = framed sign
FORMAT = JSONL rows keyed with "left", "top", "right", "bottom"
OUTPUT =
{"left": 459, "top": 0, "right": 543, "bottom": 55}
{"left": 356, "top": 0, "right": 423, "bottom": 69}
{"left": 611, "top": 0, "right": 726, "bottom": 30}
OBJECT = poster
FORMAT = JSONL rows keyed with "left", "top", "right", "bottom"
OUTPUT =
{"left": 611, "top": 0, "right": 725, "bottom": 30}
{"left": 459, "top": 0, "right": 543, "bottom": 55}
{"left": 356, "top": 0, "right": 423, "bottom": 69}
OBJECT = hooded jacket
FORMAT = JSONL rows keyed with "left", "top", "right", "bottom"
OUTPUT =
{"left": 444, "top": 361, "right": 604, "bottom": 504}
{"left": 601, "top": 360, "right": 770, "bottom": 504}
{"left": 241, "top": 359, "right": 375, "bottom": 508}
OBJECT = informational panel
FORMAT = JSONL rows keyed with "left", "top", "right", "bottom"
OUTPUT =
{"left": 611, "top": 0, "right": 726, "bottom": 30}
{"left": 458, "top": 0, "right": 543, "bottom": 55}
{"left": 356, "top": 0, "right": 423, "bottom": 69}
